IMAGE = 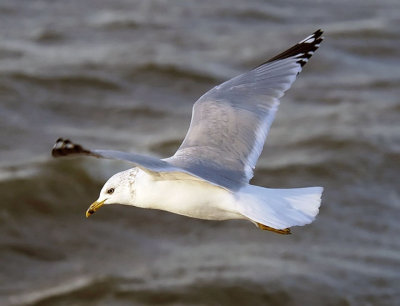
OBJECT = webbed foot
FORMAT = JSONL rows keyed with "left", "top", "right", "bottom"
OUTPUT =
{"left": 256, "top": 223, "right": 291, "bottom": 235}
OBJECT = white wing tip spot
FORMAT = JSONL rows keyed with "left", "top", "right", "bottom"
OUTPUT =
{"left": 299, "top": 34, "right": 315, "bottom": 44}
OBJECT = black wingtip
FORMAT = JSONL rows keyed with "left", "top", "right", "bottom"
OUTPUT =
{"left": 52, "top": 138, "right": 92, "bottom": 157}
{"left": 313, "top": 29, "right": 324, "bottom": 37}
{"left": 257, "top": 29, "right": 324, "bottom": 69}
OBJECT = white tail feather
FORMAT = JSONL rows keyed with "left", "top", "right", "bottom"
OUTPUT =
{"left": 236, "top": 185, "right": 323, "bottom": 229}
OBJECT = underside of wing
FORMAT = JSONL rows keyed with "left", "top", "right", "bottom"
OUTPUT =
{"left": 168, "top": 30, "right": 324, "bottom": 187}
{"left": 52, "top": 138, "right": 234, "bottom": 190}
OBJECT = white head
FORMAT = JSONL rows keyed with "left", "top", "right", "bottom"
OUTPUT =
{"left": 86, "top": 168, "right": 138, "bottom": 217}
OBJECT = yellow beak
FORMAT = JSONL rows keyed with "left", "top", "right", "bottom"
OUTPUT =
{"left": 86, "top": 199, "right": 106, "bottom": 218}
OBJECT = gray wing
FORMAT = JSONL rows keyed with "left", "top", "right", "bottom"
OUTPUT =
{"left": 52, "top": 138, "right": 176, "bottom": 173}
{"left": 166, "top": 30, "right": 323, "bottom": 189}
{"left": 52, "top": 138, "right": 235, "bottom": 189}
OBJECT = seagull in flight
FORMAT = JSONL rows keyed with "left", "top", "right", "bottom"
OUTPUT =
{"left": 53, "top": 30, "right": 324, "bottom": 235}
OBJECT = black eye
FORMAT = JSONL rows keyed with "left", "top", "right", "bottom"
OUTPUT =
{"left": 107, "top": 188, "right": 115, "bottom": 194}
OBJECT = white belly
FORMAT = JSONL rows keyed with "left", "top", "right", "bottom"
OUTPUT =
{"left": 134, "top": 171, "right": 244, "bottom": 221}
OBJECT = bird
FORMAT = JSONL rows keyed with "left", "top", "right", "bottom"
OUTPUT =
{"left": 52, "top": 29, "right": 324, "bottom": 235}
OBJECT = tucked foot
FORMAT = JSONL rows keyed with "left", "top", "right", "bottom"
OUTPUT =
{"left": 256, "top": 222, "right": 291, "bottom": 235}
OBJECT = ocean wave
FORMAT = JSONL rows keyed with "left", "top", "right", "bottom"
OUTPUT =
{"left": 0, "top": 47, "right": 24, "bottom": 60}
{"left": 328, "top": 18, "right": 395, "bottom": 38}
{"left": 254, "top": 135, "right": 395, "bottom": 187}
{"left": 126, "top": 63, "right": 219, "bottom": 84}
{"left": 0, "top": 159, "right": 102, "bottom": 218}
{"left": 289, "top": 135, "right": 378, "bottom": 153}
{"left": 149, "top": 139, "right": 182, "bottom": 156}
{"left": 8, "top": 276, "right": 102, "bottom": 306}
{"left": 6, "top": 72, "right": 121, "bottom": 91}
{"left": 214, "top": 7, "right": 287, "bottom": 22}
{"left": 88, "top": 11, "right": 165, "bottom": 30}
{"left": 1, "top": 242, "right": 66, "bottom": 262}
{"left": 16, "top": 275, "right": 351, "bottom": 306}
{"left": 31, "top": 29, "right": 65, "bottom": 43}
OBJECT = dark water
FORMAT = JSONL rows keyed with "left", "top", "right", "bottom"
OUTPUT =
{"left": 1, "top": 0, "right": 400, "bottom": 305}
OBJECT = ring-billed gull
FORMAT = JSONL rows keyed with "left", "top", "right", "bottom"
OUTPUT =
{"left": 52, "top": 30, "right": 324, "bottom": 234}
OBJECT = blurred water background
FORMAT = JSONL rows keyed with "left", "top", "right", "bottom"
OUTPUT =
{"left": 1, "top": 0, "right": 399, "bottom": 305}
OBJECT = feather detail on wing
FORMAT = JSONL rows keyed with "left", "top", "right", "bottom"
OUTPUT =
{"left": 167, "top": 30, "right": 324, "bottom": 188}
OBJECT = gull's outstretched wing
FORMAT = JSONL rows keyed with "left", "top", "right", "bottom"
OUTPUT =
{"left": 166, "top": 30, "right": 324, "bottom": 189}
{"left": 52, "top": 138, "right": 177, "bottom": 174}
{"left": 52, "top": 138, "right": 236, "bottom": 189}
